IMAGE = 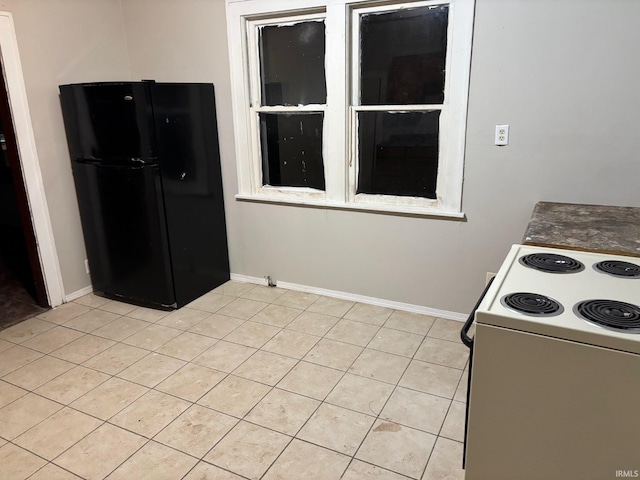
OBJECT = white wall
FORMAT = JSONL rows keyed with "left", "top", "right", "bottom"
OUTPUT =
{"left": 7, "top": 0, "right": 640, "bottom": 313}
{"left": 121, "top": 0, "right": 640, "bottom": 314}
{"left": 1, "top": 0, "right": 131, "bottom": 295}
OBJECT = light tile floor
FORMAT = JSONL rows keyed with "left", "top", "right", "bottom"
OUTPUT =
{"left": 0, "top": 281, "right": 469, "bottom": 480}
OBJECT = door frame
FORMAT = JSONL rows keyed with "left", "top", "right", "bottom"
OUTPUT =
{"left": 0, "top": 12, "right": 64, "bottom": 307}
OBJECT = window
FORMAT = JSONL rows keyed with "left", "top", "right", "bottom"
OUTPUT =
{"left": 227, "top": 0, "right": 474, "bottom": 217}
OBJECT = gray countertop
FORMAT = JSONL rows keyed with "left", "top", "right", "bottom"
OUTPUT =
{"left": 522, "top": 202, "right": 640, "bottom": 257}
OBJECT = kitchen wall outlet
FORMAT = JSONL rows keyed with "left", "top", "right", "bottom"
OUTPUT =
{"left": 495, "top": 124, "right": 509, "bottom": 146}
{"left": 486, "top": 272, "right": 497, "bottom": 285}
{"left": 84, "top": 259, "right": 90, "bottom": 274}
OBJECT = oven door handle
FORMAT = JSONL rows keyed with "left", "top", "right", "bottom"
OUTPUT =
{"left": 460, "top": 276, "right": 495, "bottom": 348}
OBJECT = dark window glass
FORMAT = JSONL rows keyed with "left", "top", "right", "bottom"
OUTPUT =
{"left": 360, "top": 6, "right": 449, "bottom": 105}
{"left": 357, "top": 111, "right": 440, "bottom": 198}
{"left": 260, "top": 113, "right": 325, "bottom": 190}
{"left": 260, "top": 21, "right": 327, "bottom": 106}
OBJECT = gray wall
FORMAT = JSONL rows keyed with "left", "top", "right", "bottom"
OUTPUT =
{"left": 2, "top": 0, "right": 131, "bottom": 294}
{"left": 6, "top": 0, "right": 640, "bottom": 313}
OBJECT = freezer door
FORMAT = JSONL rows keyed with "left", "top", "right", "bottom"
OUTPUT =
{"left": 60, "top": 82, "right": 157, "bottom": 162}
{"left": 72, "top": 161, "right": 175, "bottom": 307}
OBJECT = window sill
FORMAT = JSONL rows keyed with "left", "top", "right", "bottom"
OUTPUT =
{"left": 235, "top": 193, "right": 466, "bottom": 219}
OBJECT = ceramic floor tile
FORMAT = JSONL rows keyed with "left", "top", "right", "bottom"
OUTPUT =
{"left": 0, "top": 443, "right": 46, "bottom": 479}
{"left": 415, "top": 337, "right": 469, "bottom": 370}
{"left": 20, "top": 326, "right": 85, "bottom": 354}
{"left": 303, "top": 338, "right": 363, "bottom": 371}
{"left": 213, "top": 281, "right": 256, "bottom": 297}
{"left": 54, "top": 423, "right": 146, "bottom": 480}
{"left": 297, "top": 403, "right": 375, "bottom": 455}
{"left": 356, "top": 420, "right": 436, "bottom": 479}
{"left": 325, "top": 319, "right": 380, "bottom": 346}
{"left": 0, "top": 345, "right": 43, "bottom": 376}
{"left": 0, "top": 317, "right": 55, "bottom": 343}
{"left": 245, "top": 388, "right": 320, "bottom": 435}
{"left": 454, "top": 371, "right": 468, "bottom": 403}
{"left": 187, "top": 292, "right": 235, "bottom": 313}
{"left": 0, "top": 392, "right": 62, "bottom": 440}
{"left": 427, "top": 318, "right": 464, "bottom": 342}
{"left": 307, "top": 296, "right": 355, "bottom": 318}
{"left": 126, "top": 306, "right": 171, "bottom": 322}
{"left": 232, "top": 350, "right": 296, "bottom": 386}
{"left": 82, "top": 343, "right": 149, "bottom": 375}
{"left": 62, "top": 310, "right": 120, "bottom": 333}
{"left": 263, "top": 439, "right": 350, "bottom": 480}
{"left": 183, "top": 462, "right": 245, "bottom": 480}
{"left": 380, "top": 387, "right": 450, "bottom": 435}
{"left": 262, "top": 329, "right": 319, "bottom": 359}
{"left": 111, "top": 389, "right": 190, "bottom": 438}
{"left": 399, "top": 360, "right": 462, "bottom": 399}
{"left": 277, "top": 361, "right": 343, "bottom": 400}
{"left": 422, "top": 437, "right": 464, "bottom": 480}
{"left": 272, "top": 290, "right": 320, "bottom": 310}
{"left": 35, "top": 366, "right": 110, "bottom": 404}
{"left": 156, "top": 307, "right": 212, "bottom": 330}
{"left": 205, "top": 421, "right": 290, "bottom": 480}
{"left": 14, "top": 407, "right": 102, "bottom": 460}
{"left": 91, "top": 316, "right": 150, "bottom": 342}
{"left": 3, "top": 355, "right": 74, "bottom": 390}
{"left": 384, "top": 310, "right": 436, "bottom": 336}
{"left": 50, "top": 334, "right": 115, "bottom": 364}
{"left": 36, "top": 303, "right": 91, "bottom": 325}
{"left": 342, "top": 460, "right": 409, "bottom": 480}
{"left": 192, "top": 340, "right": 256, "bottom": 373}
{"left": 0, "top": 379, "right": 28, "bottom": 408}
{"left": 197, "top": 375, "right": 271, "bottom": 418}
{"left": 29, "top": 463, "right": 83, "bottom": 480}
{"left": 440, "top": 401, "right": 465, "bottom": 442}
{"left": 70, "top": 377, "right": 148, "bottom": 420}
{"left": 156, "top": 331, "right": 218, "bottom": 361}
{"left": 73, "top": 293, "right": 110, "bottom": 308}
{"left": 121, "top": 324, "right": 182, "bottom": 350}
{"left": 97, "top": 299, "right": 138, "bottom": 316}
{"left": 285, "top": 311, "right": 339, "bottom": 337}
{"left": 348, "top": 348, "right": 410, "bottom": 384}
{"left": 117, "top": 352, "right": 186, "bottom": 387}
{"left": 326, "top": 373, "right": 394, "bottom": 416}
{"left": 223, "top": 320, "right": 281, "bottom": 348}
{"left": 368, "top": 327, "right": 424, "bottom": 357}
{"left": 344, "top": 303, "right": 393, "bottom": 326}
{"left": 156, "top": 364, "right": 226, "bottom": 402}
{"left": 241, "top": 285, "right": 287, "bottom": 303}
{"left": 154, "top": 404, "right": 237, "bottom": 458}
{"left": 107, "top": 440, "right": 197, "bottom": 480}
{"left": 250, "top": 304, "right": 302, "bottom": 328}
{"left": 217, "top": 298, "right": 268, "bottom": 320}
{"left": 188, "top": 314, "right": 244, "bottom": 339}
{"left": 0, "top": 338, "right": 13, "bottom": 354}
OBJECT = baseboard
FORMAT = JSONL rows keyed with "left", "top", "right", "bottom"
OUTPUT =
{"left": 64, "top": 285, "right": 93, "bottom": 302}
{"left": 229, "top": 273, "right": 467, "bottom": 322}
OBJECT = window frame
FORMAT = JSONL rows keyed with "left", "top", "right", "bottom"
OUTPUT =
{"left": 226, "top": 0, "right": 474, "bottom": 218}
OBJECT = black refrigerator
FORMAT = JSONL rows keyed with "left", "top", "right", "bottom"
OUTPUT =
{"left": 59, "top": 81, "right": 230, "bottom": 309}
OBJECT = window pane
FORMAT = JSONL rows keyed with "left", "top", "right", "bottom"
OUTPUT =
{"left": 260, "top": 113, "right": 325, "bottom": 190}
{"left": 360, "top": 6, "right": 449, "bottom": 105}
{"left": 357, "top": 111, "right": 439, "bottom": 198}
{"left": 260, "top": 21, "right": 327, "bottom": 106}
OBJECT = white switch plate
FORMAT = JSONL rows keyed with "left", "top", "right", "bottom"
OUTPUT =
{"left": 495, "top": 124, "right": 509, "bottom": 146}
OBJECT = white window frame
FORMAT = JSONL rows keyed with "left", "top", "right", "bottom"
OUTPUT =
{"left": 226, "top": 0, "right": 474, "bottom": 218}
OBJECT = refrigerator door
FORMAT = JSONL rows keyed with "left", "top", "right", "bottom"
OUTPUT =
{"left": 60, "top": 82, "right": 157, "bottom": 162}
{"left": 151, "top": 83, "right": 230, "bottom": 306}
{"left": 72, "top": 161, "right": 175, "bottom": 307}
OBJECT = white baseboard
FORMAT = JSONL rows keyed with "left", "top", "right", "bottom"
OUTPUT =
{"left": 229, "top": 273, "right": 467, "bottom": 322}
{"left": 64, "top": 285, "right": 93, "bottom": 302}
